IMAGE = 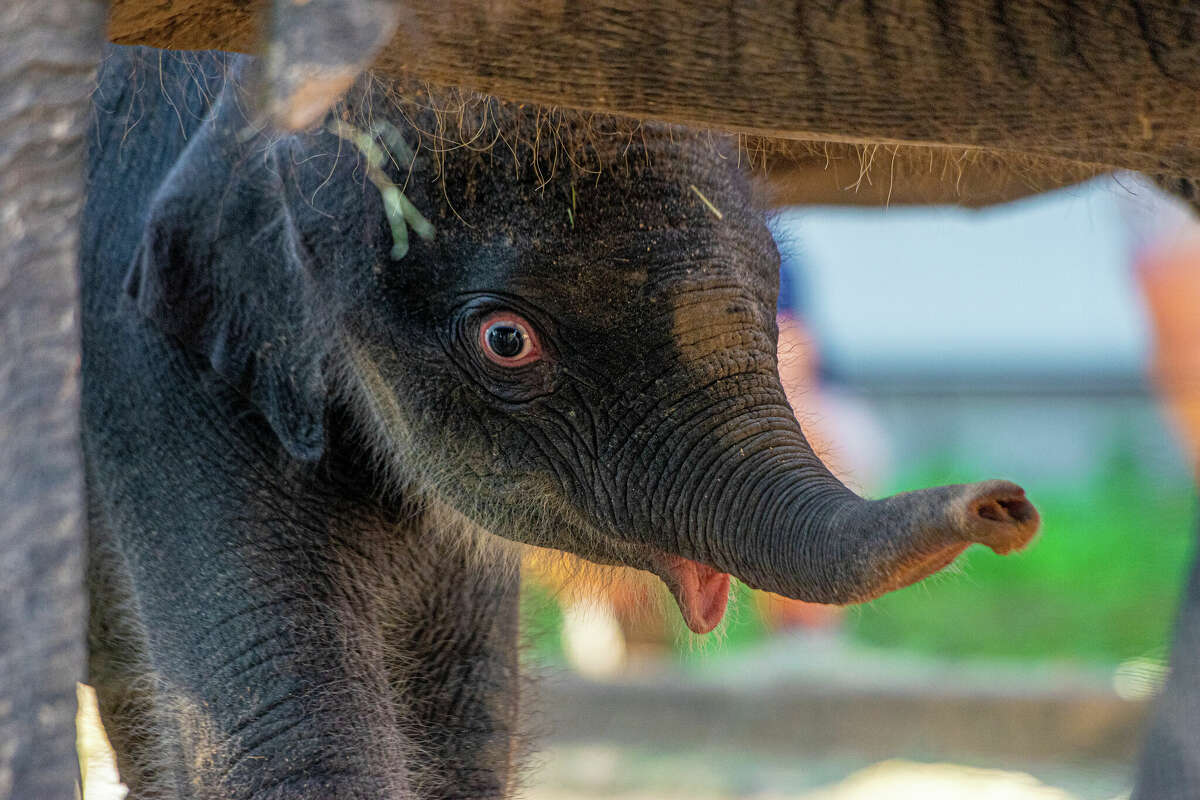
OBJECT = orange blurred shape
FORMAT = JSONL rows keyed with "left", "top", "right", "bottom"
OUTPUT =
{"left": 523, "top": 548, "right": 672, "bottom": 647}
{"left": 755, "top": 590, "right": 842, "bottom": 631}
{"left": 1137, "top": 228, "right": 1200, "bottom": 476}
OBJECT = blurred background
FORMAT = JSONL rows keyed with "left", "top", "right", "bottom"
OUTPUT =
{"left": 517, "top": 174, "right": 1200, "bottom": 800}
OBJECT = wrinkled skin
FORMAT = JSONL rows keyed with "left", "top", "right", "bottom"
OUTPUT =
{"left": 81, "top": 47, "right": 1039, "bottom": 799}
{"left": 107, "top": 0, "right": 1200, "bottom": 190}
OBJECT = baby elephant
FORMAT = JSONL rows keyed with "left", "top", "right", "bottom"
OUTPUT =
{"left": 81, "top": 46, "right": 1040, "bottom": 799}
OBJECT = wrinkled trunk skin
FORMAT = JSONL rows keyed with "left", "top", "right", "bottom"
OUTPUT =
{"left": 0, "top": 0, "right": 104, "bottom": 796}
{"left": 382, "top": 0, "right": 1200, "bottom": 180}
{"left": 640, "top": 386, "right": 1038, "bottom": 606}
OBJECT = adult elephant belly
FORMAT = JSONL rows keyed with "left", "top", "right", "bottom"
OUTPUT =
{"left": 106, "top": 0, "right": 1200, "bottom": 195}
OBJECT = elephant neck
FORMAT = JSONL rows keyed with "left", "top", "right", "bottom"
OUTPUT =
{"left": 311, "top": 418, "right": 526, "bottom": 794}
{"left": 331, "top": 490, "right": 526, "bottom": 800}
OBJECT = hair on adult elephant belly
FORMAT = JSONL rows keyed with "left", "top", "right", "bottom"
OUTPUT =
{"left": 80, "top": 45, "right": 1040, "bottom": 799}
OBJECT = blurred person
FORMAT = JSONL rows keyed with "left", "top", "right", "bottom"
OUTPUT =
{"left": 774, "top": 247, "right": 893, "bottom": 495}
{"left": 1132, "top": 207, "right": 1200, "bottom": 477}
{"left": 1119, "top": 178, "right": 1200, "bottom": 799}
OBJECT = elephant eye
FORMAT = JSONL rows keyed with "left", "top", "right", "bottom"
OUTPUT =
{"left": 479, "top": 312, "right": 541, "bottom": 366}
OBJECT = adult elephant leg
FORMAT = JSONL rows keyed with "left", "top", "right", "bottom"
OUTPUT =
{"left": 1132, "top": 229, "right": 1200, "bottom": 799}
{"left": 1134, "top": 545, "right": 1200, "bottom": 799}
{"left": 0, "top": 0, "right": 104, "bottom": 796}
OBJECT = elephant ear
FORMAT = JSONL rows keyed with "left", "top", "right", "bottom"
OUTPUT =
{"left": 124, "top": 119, "right": 327, "bottom": 462}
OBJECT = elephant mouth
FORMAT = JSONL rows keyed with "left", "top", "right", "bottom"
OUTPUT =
{"left": 656, "top": 555, "right": 731, "bottom": 634}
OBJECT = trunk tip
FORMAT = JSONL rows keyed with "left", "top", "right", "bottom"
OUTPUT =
{"left": 962, "top": 480, "right": 1040, "bottom": 554}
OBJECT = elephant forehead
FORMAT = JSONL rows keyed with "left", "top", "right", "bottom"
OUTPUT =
{"left": 669, "top": 282, "right": 773, "bottom": 364}
{"left": 445, "top": 193, "right": 777, "bottom": 337}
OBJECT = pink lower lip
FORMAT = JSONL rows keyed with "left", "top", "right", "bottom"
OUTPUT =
{"left": 661, "top": 555, "right": 731, "bottom": 634}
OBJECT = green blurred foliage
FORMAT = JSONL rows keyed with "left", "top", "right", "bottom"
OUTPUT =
{"left": 520, "top": 577, "right": 567, "bottom": 665}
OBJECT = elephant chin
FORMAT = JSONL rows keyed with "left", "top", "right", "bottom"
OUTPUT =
{"left": 657, "top": 555, "right": 732, "bottom": 634}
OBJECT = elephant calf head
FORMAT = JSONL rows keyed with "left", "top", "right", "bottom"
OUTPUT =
{"left": 126, "top": 66, "right": 1039, "bottom": 634}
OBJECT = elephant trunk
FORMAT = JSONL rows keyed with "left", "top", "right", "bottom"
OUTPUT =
{"left": 656, "top": 417, "right": 1039, "bottom": 632}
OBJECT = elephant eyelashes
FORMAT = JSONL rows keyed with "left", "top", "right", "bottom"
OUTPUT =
{"left": 479, "top": 312, "right": 541, "bottom": 367}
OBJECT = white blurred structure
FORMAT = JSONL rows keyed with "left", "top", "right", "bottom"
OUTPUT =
{"left": 771, "top": 176, "right": 1196, "bottom": 487}
{"left": 561, "top": 598, "right": 628, "bottom": 680}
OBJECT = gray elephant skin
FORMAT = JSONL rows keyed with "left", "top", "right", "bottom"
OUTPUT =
{"left": 79, "top": 46, "right": 1045, "bottom": 799}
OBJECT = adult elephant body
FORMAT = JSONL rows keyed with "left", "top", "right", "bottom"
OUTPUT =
{"left": 81, "top": 47, "right": 1038, "bottom": 798}
{"left": 106, "top": 0, "right": 1200, "bottom": 196}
